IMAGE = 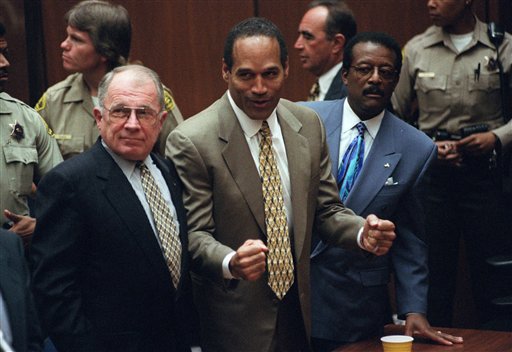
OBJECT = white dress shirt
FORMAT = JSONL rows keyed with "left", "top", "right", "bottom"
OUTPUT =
{"left": 222, "top": 91, "right": 293, "bottom": 278}
{"left": 318, "top": 62, "right": 343, "bottom": 101}
{"left": 338, "top": 99, "right": 384, "bottom": 166}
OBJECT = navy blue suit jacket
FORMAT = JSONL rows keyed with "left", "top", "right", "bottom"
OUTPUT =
{"left": 30, "top": 140, "right": 194, "bottom": 352}
{"left": 0, "top": 229, "right": 42, "bottom": 352}
{"left": 300, "top": 99, "right": 436, "bottom": 342}
{"left": 324, "top": 68, "right": 347, "bottom": 101}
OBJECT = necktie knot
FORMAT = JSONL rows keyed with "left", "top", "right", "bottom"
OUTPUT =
{"left": 137, "top": 161, "right": 147, "bottom": 172}
{"left": 259, "top": 121, "right": 271, "bottom": 138}
{"left": 356, "top": 122, "right": 366, "bottom": 136}
{"left": 308, "top": 80, "right": 320, "bottom": 101}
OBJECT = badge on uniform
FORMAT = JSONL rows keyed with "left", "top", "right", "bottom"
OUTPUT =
{"left": 484, "top": 55, "right": 498, "bottom": 71}
{"left": 8, "top": 120, "right": 24, "bottom": 141}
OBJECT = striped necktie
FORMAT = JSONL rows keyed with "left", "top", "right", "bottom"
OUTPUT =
{"left": 258, "top": 121, "right": 294, "bottom": 300}
{"left": 307, "top": 80, "right": 320, "bottom": 101}
{"left": 337, "top": 122, "right": 366, "bottom": 202}
{"left": 138, "top": 162, "right": 181, "bottom": 288}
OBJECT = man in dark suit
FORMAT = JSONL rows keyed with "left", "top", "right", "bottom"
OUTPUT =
{"left": 301, "top": 32, "right": 463, "bottom": 351}
{"left": 0, "top": 229, "right": 42, "bottom": 351}
{"left": 167, "top": 18, "right": 396, "bottom": 352}
{"left": 294, "top": 0, "right": 356, "bottom": 101}
{"left": 30, "top": 65, "right": 194, "bottom": 352}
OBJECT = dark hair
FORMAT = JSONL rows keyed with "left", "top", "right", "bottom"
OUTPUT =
{"left": 308, "top": 0, "right": 356, "bottom": 42}
{"left": 98, "top": 65, "right": 165, "bottom": 110}
{"left": 343, "top": 32, "right": 402, "bottom": 73}
{"left": 66, "top": 0, "right": 131, "bottom": 70}
{"left": 0, "top": 22, "right": 5, "bottom": 37}
{"left": 223, "top": 17, "right": 288, "bottom": 71}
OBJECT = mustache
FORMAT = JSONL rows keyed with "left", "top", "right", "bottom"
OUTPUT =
{"left": 0, "top": 68, "right": 8, "bottom": 76}
{"left": 363, "top": 86, "right": 384, "bottom": 96}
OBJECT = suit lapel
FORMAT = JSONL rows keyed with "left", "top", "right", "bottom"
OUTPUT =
{"left": 219, "top": 96, "right": 267, "bottom": 235}
{"left": 277, "top": 103, "right": 310, "bottom": 257}
{"left": 346, "top": 111, "right": 401, "bottom": 214}
{"left": 324, "top": 99, "right": 344, "bottom": 176}
{"left": 325, "top": 68, "right": 347, "bottom": 100}
{"left": 93, "top": 142, "right": 173, "bottom": 289}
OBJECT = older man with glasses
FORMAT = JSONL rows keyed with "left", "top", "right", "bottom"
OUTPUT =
{"left": 30, "top": 65, "right": 196, "bottom": 352}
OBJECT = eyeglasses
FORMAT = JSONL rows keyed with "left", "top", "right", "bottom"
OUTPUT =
{"left": 349, "top": 65, "right": 397, "bottom": 81}
{"left": 104, "top": 105, "right": 162, "bottom": 126}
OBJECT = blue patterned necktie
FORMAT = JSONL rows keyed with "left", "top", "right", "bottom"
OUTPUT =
{"left": 337, "top": 122, "right": 366, "bottom": 202}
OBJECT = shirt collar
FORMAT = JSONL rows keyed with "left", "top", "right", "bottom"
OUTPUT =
{"left": 422, "top": 16, "right": 494, "bottom": 51}
{"left": 0, "top": 92, "right": 14, "bottom": 114}
{"left": 101, "top": 139, "right": 152, "bottom": 179}
{"left": 226, "top": 90, "right": 279, "bottom": 138}
{"left": 342, "top": 99, "right": 384, "bottom": 140}
{"left": 318, "top": 62, "right": 343, "bottom": 95}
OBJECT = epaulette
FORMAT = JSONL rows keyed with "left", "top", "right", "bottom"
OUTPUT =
{"left": 164, "top": 87, "right": 176, "bottom": 111}
{"left": 35, "top": 93, "right": 47, "bottom": 112}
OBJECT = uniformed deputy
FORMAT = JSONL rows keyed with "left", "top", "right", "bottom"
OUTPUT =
{"left": 0, "top": 22, "right": 62, "bottom": 241}
{"left": 35, "top": 0, "right": 183, "bottom": 160}
{"left": 392, "top": 0, "right": 512, "bottom": 328}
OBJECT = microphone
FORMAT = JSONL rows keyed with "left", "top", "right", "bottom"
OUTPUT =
{"left": 487, "top": 22, "right": 504, "bottom": 47}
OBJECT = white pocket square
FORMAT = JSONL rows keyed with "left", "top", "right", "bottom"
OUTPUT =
{"left": 385, "top": 177, "right": 398, "bottom": 186}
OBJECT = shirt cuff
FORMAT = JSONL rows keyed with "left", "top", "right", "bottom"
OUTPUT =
{"left": 356, "top": 227, "right": 365, "bottom": 249}
{"left": 222, "top": 251, "right": 237, "bottom": 279}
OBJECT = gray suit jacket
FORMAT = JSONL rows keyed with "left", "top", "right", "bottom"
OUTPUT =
{"left": 167, "top": 93, "right": 365, "bottom": 351}
{"left": 301, "top": 99, "right": 436, "bottom": 342}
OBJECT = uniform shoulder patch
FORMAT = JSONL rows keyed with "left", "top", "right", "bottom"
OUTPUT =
{"left": 164, "top": 88, "right": 176, "bottom": 111}
{"left": 35, "top": 94, "right": 47, "bottom": 112}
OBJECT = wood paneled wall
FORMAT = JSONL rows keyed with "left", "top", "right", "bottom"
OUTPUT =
{"left": 1, "top": 0, "right": 508, "bottom": 117}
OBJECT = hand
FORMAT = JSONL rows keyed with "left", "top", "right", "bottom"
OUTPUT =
{"left": 229, "top": 239, "right": 268, "bottom": 281}
{"left": 405, "top": 313, "right": 463, "bottom": 345}
{"left": 457, "top": 131, "right": 497, "bottom": 156}
{"left": 435, "top": 141, "right": 462, "bottom": 167}
{"left": 3, "top": 209, "right": 36, "bottom": 245}
{"left": 361, "top": 214, "right": 396, "bottom": 256}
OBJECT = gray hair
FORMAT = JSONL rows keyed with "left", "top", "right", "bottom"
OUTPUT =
{"left": 98, "top": 65, "right": 165, "bottom": 110}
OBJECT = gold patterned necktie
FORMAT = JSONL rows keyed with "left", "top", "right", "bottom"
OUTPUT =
{"left": 258, "top": 121, "right": 294, "bottom": 300}
{"left": 138, "top": 162, "right": 181, "bottom": 288}
{"left": 307, "top": 80, "right": 320, "bottom": 101}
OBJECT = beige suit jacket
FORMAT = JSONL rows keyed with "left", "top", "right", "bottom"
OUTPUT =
{"left": 167, "top": 93, "right": 365, "bottom": 351}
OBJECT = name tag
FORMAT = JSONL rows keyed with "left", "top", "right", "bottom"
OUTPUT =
{"left": 54, "top": 134, "right": 72, "bottom": 140}
{"left": 418, "top": 72, "right": 435, "bottom": 78}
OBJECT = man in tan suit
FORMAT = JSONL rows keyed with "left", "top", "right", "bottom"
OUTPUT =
{"left": 167, "top": 17, "right": 395, "bottom": 351}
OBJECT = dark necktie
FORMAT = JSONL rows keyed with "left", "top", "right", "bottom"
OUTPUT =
{"left": 138, "top": 162, "right": 181, "bottom": 288}
{"left": 307, "top": 80, "right": 320, "bottom": 101}
{"left": 258, "top": 121, "right": 294, "bottom": 300}
{"left": 337, "top": 122, "right": 366, "bottom": 202}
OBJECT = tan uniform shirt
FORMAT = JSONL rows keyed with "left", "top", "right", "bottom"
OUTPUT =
{"left": 392, "top": 17, "right": 512, "bottom": 148}
{"left": 0, "top": 92, "right": 62, "bottom": 224}
{"left": 36, "top": 73, "right": 183, "bottom": 159}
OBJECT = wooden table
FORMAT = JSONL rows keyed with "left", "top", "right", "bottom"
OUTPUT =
{"left": 334, "top": 324, "right": 512, "bottom": 352}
